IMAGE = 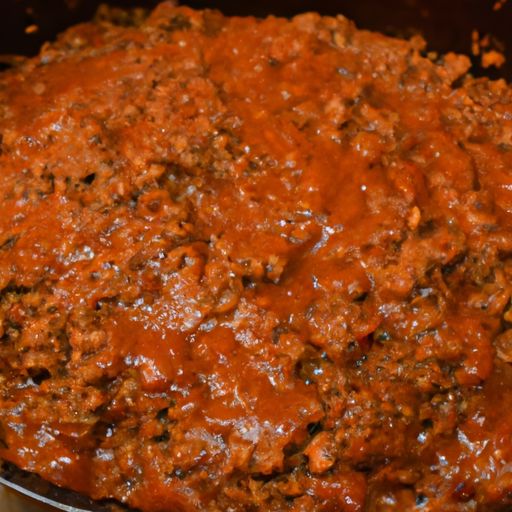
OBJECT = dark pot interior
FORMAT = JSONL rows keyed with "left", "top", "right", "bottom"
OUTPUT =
{"left": 1, "top": 0, "right": 511, "bottom": 81}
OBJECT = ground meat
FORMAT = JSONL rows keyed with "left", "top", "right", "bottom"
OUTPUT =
{"left": 1, "top": 3, "right": 512, "bottom": 511}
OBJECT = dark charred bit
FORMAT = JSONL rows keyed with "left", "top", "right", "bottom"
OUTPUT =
{"left": 161, "top": 14, "right": 192, "bottom": 32}
{"left": 152, "top": 431, "right": 170, "bottom": 443}
{"left": 0, "top": 235, "right": 18, "bottom": 252}
{"left": 307, "top": 422, "right": 322, "bottom": 437}
{"left": 28, "top": 368, "right": 51, "bottom": 386}
{"left": 83, "top": 173, "right": 96, "bottom": 185}
{"left": 416, "top": 494, "right": 429, "bottom": 507}
{"left": 271, "top": 323, "right": 290, "bottom": 344}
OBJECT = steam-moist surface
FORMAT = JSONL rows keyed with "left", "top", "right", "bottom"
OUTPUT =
{"left": 1, "top": 2, "right": 512, "bottom": 511}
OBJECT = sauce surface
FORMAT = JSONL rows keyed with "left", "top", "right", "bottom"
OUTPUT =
{"left": 1, "top": 3, "right": 512, "bottom": 511}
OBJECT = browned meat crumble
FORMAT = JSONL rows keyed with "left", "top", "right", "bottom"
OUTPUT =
{"left": 1, "top": 3, "right": 512, "bottom": 511}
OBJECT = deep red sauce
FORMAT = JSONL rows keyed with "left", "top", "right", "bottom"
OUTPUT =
{"left": 1, "top": 3, "right": 512, "bottom": 511}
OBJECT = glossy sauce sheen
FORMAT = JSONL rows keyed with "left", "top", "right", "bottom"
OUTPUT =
{"left": 1, "top": 3, "right": 512, "bottom": 511}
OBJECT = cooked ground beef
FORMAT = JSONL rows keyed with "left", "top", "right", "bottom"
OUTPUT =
{"left": 1, "top": 3, "right": 512, "bottom": 511}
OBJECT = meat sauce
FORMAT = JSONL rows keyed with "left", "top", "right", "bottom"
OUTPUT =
{"left": 1, "top": 3, "right": 512, "bottom": 511}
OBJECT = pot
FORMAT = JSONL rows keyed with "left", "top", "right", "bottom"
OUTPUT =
{"left": 0, "top": 1, "right": 509, "bottom": 511}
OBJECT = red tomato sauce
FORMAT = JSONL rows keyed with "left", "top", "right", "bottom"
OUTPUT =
{"left": 1, "top": 3, "right": 512, "bottom": 511}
